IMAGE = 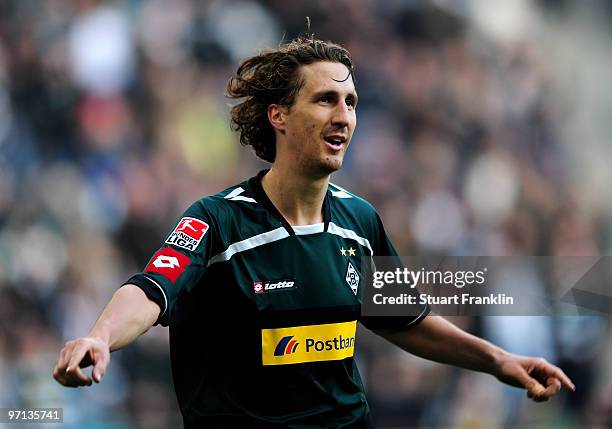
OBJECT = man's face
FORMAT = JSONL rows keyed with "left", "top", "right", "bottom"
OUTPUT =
{"left": 279, "top": 61, "right": 358, "bottom": 177}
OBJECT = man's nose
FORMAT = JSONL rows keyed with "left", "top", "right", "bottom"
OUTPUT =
{"left": 331, "top": 102, "right": 352, "bottom": 128}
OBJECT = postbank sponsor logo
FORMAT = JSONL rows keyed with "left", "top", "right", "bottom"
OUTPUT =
{"left": 261, "top": 321, "right": 357, "bottom": 365}
{"left": 273, "top": 336, "right": 299, "bottom": 356}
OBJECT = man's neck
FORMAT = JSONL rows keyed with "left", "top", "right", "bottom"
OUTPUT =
{"left": 261, "top": 165, "right": 329, "bottom": 226}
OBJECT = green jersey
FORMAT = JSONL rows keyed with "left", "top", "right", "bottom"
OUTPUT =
{"left": 125, "top": 170, "right": 429, "bottom": 428}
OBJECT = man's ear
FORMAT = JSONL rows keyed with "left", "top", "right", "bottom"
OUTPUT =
{"left": 268, "top": 104, "right": 288, "bottom": 133}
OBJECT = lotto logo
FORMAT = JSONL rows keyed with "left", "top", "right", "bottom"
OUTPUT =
{"left": 145, "top": 247, "right": 191, "bottom": 283}
{"left": 252, "top": 279, "right": 296, "bottom": 294}
{"left": 153, "top": 255, "right": 180, "bottom": 269}
{"left": 165, "top": 217, "right": 209, "bottom": 251}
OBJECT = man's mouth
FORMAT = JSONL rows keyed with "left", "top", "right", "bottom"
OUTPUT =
{"left": 323, "top": 134, "right": 347, "bottom": 150}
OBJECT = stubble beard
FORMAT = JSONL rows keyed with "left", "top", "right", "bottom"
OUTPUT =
{"left": 287, "top": 130, "right": 346, "bottom": 179}
{"left": 301, "top": 150, "right": 344, "bottom": 179}
{"left": 321, "top": 155, "right": 343, "bottom": 174}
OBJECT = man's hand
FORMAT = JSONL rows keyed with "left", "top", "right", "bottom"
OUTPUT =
{"left": 52, "top": 285, "right": 160, "bottom": 388}
{"left": 53, "top": 337, "right": 110, "bottom": 387}
{"left": 379, "top": 316, "right": 575, "bottom": 403}
{"left": 494, "top": 353, "right": 575, "bottom": 402}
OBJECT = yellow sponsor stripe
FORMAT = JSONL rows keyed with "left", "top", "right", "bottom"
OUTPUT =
{"left": 262, "top": 321, "right": 357, "bottom": 366}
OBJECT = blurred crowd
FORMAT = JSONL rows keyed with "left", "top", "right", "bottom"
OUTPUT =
{"left": 1, "top": 0, "right": 611, "bottom": 428}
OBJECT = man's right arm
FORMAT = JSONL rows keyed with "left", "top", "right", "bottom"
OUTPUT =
{"left": 52, "top": 284, "right": 160, "bottom": 387}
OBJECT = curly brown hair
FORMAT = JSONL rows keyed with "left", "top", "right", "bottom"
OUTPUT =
{"left": 226, "top": 36, "right": 355, "bottom": 163}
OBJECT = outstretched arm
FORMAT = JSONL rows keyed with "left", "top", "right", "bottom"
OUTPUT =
{"left": 380, "top": 315, "right": 575, "bottom": 402}
{"left": 53, "top": 284, "right": 160, "bottom": 387}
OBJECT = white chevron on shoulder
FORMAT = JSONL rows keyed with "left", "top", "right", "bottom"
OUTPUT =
{"left": 224, "top": 187, "right": 257, "bottom": 203}
{"left": 329, "top": 182, "right": 353, "bottom": 199}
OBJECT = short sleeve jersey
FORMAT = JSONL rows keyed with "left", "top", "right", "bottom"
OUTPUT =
{"left": 126, "top": 170, "right": 429, "bottom": 429}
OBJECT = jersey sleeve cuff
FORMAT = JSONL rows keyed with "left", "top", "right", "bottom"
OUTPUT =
{"left": 361, "top": 304, "right": 431, "bottom": 333}
{"left": 402, "top": 303, "right": 431, "bottom": 329}
{"left": 122, "top": 274, "right": 169, "bottom": 327}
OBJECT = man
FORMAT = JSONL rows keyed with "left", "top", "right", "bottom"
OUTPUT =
{"left": 53, "top": 36, "right": 574, "bottom": 428}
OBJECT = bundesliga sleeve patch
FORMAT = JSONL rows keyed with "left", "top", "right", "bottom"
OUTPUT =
{"left": 145, "top": 247, "right": 191, "bottom": 283}
{"left": 165, "top": 217, "right": 209, "bottom": 251}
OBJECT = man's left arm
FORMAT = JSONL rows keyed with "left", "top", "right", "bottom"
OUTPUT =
{"left": 379, "top": 315, "right": 575, "bottom": 402}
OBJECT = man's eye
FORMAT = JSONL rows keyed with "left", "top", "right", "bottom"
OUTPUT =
{"left": 320, "top": 95, "right": 332, "bottom": 103}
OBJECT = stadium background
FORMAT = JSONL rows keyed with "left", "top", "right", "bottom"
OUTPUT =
{"left": 0, "top": 0, "right": 611, "bottom": 427}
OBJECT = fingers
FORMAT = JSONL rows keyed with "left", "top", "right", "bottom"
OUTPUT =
{"left": 92, "top": 349, "right": 110, "bottom": 383}
{"left": 53, "top": 338, "right": 108, "bottom": 387}
{"left": 53, "top": 340, "right": 76, "bottom": 386}
{"left": 65, "top": 345, "right": 92, "bottom": 387}
{"left": 55, "top": 343, "right": 71, "bottom": 376}
{"left": 503, "top": 361, "right": 548, "bottom": 401}
{"left": 66, "top": 342, "right": 88, "bottom": 373}
{"left": 531, "top": 358, "right": 576, "bottom": 392}
{"left": 522, "top": 375, "right": 547, "bottom": 401}
{"left": 539, "top": 361, "right": 575, "bottom": 392}
{"left": 526, "top": 377, "right": 559, "bottom": 401}
{"left": 543, "top": 377, "right": 562, "bottom": 397}
{"left": 506, "top": 360, "right": 551, "bottom": 401}
{"left": 524, "top": 358, "right": 575, "bottom": 402}
{"left": 69, "top": 342, "right": 93, "bottom": 378}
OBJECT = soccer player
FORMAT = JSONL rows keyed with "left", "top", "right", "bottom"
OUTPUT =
{"left": 53, "top": 36, "right": 574, "bottom": 428}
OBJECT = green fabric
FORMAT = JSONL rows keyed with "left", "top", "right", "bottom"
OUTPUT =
{"left": 129, "top": 171, "right": 427, "bottom": 428}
